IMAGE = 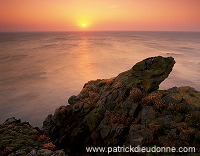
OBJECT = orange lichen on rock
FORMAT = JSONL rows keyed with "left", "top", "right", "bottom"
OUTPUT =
{"left": 43, "top": 142, "right": 56, "bottom": 150}
{"left": 38, "top": 135, "right": 50, "bottom": 141}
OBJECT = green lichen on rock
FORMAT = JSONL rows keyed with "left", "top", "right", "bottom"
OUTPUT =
{"left": 178, "top": 86, "right": 200, "bottom": 107}
{"left": 83, "top": 108, "right": 102, "bottom": 132}
{"left": 113, "top": 56, "right": 175, "bottom": 92}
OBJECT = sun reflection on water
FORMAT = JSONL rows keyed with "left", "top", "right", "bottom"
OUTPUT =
{"left": 75, "top": 35, "right": 94, "bottom": 81}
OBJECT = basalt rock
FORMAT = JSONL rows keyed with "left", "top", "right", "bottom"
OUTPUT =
{"left": 42, "top": 56, "right": 200, "bottom": 155}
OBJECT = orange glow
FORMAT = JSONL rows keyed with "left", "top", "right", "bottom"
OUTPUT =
{"left": 0, "top": 0, "right": 200, "bottom": 31}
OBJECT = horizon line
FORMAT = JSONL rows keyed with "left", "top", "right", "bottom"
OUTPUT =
{"left": 1, "top": 30, "right": 200, "bottom": 33}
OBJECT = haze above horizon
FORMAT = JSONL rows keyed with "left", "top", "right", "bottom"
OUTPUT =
{"left": 1, "top": 0, "right": 200, "bottom": 32}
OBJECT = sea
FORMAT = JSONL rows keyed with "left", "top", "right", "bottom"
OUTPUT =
{"left": 0, "top": 31, "right": 200, "bottom": 127}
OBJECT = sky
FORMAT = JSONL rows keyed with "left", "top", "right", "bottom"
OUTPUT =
{"left": 0, "top": 0, "right": 200, "bottom": 31}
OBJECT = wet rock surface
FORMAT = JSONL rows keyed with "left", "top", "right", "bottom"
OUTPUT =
{"left": 42, "top": 56, "right": 200, "bottom": 155}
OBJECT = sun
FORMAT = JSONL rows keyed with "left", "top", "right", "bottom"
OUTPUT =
{"left": 81, "top": 23, "right": 86, "bottom": 28}
{"left": 78, "top": 21, "right": 90, "bottom": 30}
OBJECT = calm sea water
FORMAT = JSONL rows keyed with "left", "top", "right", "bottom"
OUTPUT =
{"left": 0, "top": 31, "right": 200, "bottom": 127}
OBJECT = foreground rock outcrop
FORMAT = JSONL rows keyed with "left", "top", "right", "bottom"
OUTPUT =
{"left": 42, "top": 56, "right": 200, "bottom": 155}
{"left": 0, "top": 118, "right": 65, "bottom": 156}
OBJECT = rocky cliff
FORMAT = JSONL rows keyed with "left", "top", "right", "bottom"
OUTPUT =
{"left": 42, "top": 56, "right": 200, "bottom": 155}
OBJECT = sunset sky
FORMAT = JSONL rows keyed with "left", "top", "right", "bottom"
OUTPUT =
{"left": 1, "top": 0, "right": 200, "bottom": 31}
